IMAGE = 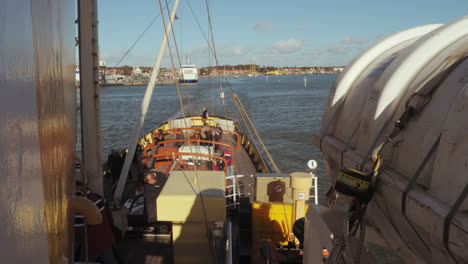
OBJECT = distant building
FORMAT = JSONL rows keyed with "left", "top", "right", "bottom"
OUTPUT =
{"left": 106, "top": 69, "right": 117, "bottom": 75}
{"left": 132, "top": 67, "right": 142, "bottom": 76}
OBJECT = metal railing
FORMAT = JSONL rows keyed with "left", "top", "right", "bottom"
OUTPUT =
{"left": 225, "top": 172, "right": 319, "bottom": 208}
{"left": 151, "top": 126, "right": 241, "bottom": 149}
{"left": 309, "top": 175, "right": 319, "bottom": 205}
{"left": 225, "top": 174, "right": 254, "bottom": 209}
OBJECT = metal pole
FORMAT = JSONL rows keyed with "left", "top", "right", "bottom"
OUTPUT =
{"left": 79, "top": 0, "right": 102, "bottom": 195}
{"left": 314, "top": 176, "right": 318, "bottom": 205}
{"left": 114, "top": 0, "right": 181, "bottom": 204}
{"left": 226, "top": 220, "right": 233, "bottom": 264}
{"left": 233, "top": 175, "right": 237, "bottom": 206}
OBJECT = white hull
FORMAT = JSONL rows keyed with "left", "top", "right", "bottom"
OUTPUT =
{"left": 180, "top": 64, "right": 199, "bottom": 83}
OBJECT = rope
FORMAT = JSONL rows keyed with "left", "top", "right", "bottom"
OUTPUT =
{"left": 186, "top": 0, "right": 278, "bottom": 171}
{"left": 158, "top": 0, "right": 186, "bottom": 121}
{"left": 326, "top": 214, "right": 356, "bottom": 264}
{"left": 326, "top": 211, "right": 367, "bottom": 264}
{"left": 164, "top": 0, "right": 193, "bottom": 117}
{"left": 185, "top": 0, "right": 217, "bottom": 63}
{"left": 113, "top": 0, "right": 181, "bottom": 205}
{"left": 203, "top": 0, "right": 227, "bottom": 120}
{"left": 161, "top": 3, "right": 219, "bottom": 261}
{"left": 110, "top": 0, "right": 172, "bottom": 69}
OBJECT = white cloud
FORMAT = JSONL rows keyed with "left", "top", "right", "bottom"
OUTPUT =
{"left": 252, "top": 20, "right": 274, "bottom": 31}
{"left": 300, "top": 36, "right": 370, "bottom": 66}
{"left": 184, "top": 44, "right": 255, "bottom": 59}
{"left": 218, "top": 45, "right": 256, "bottom": 57}
{"left": 266, "top": 39, "right": 306, "bottom": 55}
{"left": 184, "top": 44, "right": 210, "bottom": 58}
{"left": 176, "top": 44, "right": 256, "bottom": 66}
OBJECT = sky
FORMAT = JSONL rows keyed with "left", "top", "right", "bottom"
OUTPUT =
{"left": 97, "top": 0, "right": 468, "bottom": 67}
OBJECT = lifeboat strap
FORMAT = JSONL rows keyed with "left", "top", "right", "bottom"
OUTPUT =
{"left": 444, "top": 179, "right": 468, "bottom": 264}
{"left": 401, "top": 134, "right": 442, "bottom": 253}
{"left": 401, "top": 133, "right": 441, "bottom": 215}
{"left": 339, "top": 119, "right": 362, "bottom": 169}
{"left": 361, "top": 57, "right": 465, "bottom": 171}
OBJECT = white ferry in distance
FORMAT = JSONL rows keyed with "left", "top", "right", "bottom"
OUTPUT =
{"left": 179, "top": 64, "right": 199, "bottom": 83}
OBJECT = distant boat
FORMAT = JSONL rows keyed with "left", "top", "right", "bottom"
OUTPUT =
{"left": 75, "top": 66, "right": 80, "bottom": 87}
{"left": 179, "top": 64, "right": 199, "bottom": 83}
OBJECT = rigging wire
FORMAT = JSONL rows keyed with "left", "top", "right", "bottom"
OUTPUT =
{"left": 158, "top": 0, "right": 186, "bottom": 121}
{"left": 203, "top": 0, "right": 228, "bottom": 120}
{"left": 186, "top": 0, "right": 280, "bottom": 172}
{"left": 157, "top": 12, "right": 214, "bottom": 262}
{"left": 110, "top": 0, "right": 173, "bottom": 69}
{"left": 158, "top": 7, "right": 218, "bottom": 262}
{"left": 186, "top": 0, "right": 228, "bottom": 119}
{"left": 158, "top": 0, "right": 196, "bottom": 162}
{"left": 206, "top": 0, "right": 215, "bottom": 118}
{"left": 163, "top": 0, "right": 193, "bottom": 117}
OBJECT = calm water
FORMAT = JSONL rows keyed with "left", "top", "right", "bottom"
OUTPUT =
{"left": 78, "top": 74, "right": 401, "bottom": 264}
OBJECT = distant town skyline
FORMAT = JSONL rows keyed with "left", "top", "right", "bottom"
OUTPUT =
{"left": 97, "top": 0, "right": 468, "bottom": 68}
{"left": 99, "top": 63, "right": 346, "bottom": 69}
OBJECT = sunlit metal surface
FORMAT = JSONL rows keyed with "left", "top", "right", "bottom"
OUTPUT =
{"left": 0, "top": 0, "right": 75, "bottom": 262}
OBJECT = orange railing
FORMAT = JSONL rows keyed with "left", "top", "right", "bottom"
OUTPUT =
{"left": 141, "top": 152, "right": 229, "bottom": 175}
{"left": 151, "top": 127, "right": 241, "bottom": 149}
{"left": 143, "top": 139, "right": 234, "bottom": 158}
{"left": 157, "top": 139, "right": 233, "bottom": 151}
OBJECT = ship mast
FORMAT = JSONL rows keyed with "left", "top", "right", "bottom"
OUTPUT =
{"left": 78, "top": 0, "right": 103, "bottom": 195}
{"left": 113, "top": 0, "right": 181, "bottom": 204}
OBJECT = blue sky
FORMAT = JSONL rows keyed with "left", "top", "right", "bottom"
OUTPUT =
{"left": 97, "top": 0, "right": 468, "bottom": 67}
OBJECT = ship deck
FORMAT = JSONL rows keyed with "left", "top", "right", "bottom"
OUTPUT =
{"left": 110, "top": 131, "right": 259, "bottom": 263}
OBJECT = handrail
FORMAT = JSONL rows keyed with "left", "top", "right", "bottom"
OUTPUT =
{"left": 225, "top": 174, "right": 255, "bottom": 209}
{"left": 151, "top": 127, "right": 241, "bottom": 149}
{"left": 159, "top": 139, "right": 233, "bottom": 151}
{"left": 142, "top": 138, "right": 234, "bottom": 157}
{"left": 142, "top": 152, "right": 229, "bottom": 175}
{"left": 188, "top": 117, "right": 225, "bottom": 123}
